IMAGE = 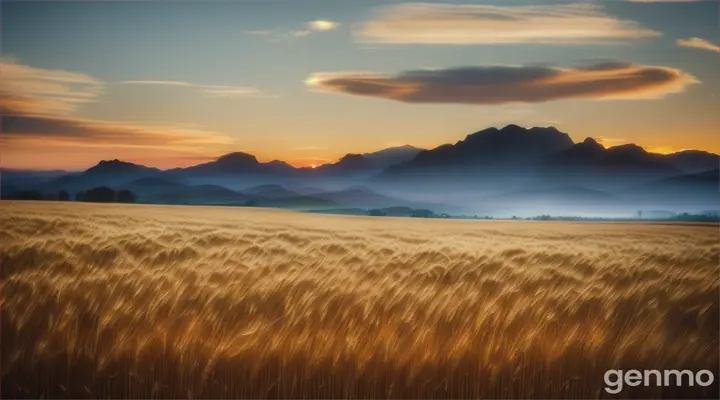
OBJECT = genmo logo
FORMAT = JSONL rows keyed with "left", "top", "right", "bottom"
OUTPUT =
{"left": 604, "top": 369, "right": 716, "bottom": 395}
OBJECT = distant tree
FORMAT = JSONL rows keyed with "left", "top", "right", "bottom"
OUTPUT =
{"left": 44, "top": 193, "right": 58, "bottom": 201}
{"left": 76, "top": 191, "right": 85, "bottom": 202}
{"left": 58, "top": 190, "right": 70, "bottom": 201}
{"left": 84, "top": 186, "right": 116, "bottom": 203}
{"left": 244, "top": 200, "right": 258, "bottom": 207}
{"left": 411, "top": 209, "right": 435, "bottom": 218}
{"left": 116, "top": 190, "right": 136, "bottom": 203}
{"left": 367, "top": 209, "right": 387, "bottom": 217}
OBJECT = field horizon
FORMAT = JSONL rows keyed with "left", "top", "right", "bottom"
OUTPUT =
{"left": 1, "top": 201, "right": 718, "bottom": 398}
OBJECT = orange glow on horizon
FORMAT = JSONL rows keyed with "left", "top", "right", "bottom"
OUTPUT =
{"left": 2, "top": 137, "right": 718, "bottom": 171}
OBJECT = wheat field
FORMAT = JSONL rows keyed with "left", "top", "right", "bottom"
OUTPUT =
{"left": 0, "top": 201, "right": 718, "bottom": 398}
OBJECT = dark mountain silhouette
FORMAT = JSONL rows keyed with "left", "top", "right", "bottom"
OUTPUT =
{"left": 361, "top": 145, "right": 423, "bottom": 169}
{"left": 3, "top": 124, "right": 718, "bottom": 216}
{"left": 39, "top": 160, "right": 160, "bottom": 194}
{"left": 265, "top": 160, "right": 297, "bottom": 174}
{"left": 537, "top": 138, "right": 683, "bottom": 190}
{"left": 375, "top": 125, "right": 575, "bottom": 193}
{"left": 661, "top": 150, "right": 719, "bottom": 173}
{"left": 83, "top": 159, "right": 160, "bottom": 177}
{"left": 312, "top": 154, "right": 368, "bottom": 175}
{"left": 176, "top": 152, "right": 268, "bottom": 175}
{"left": 392, "top": 125, "right": 573, "bottom": 168}
{"left": 299, "top": 145, "right": 424, "bottom": 178}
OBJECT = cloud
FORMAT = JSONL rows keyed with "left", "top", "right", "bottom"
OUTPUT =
{"left": 308, "top": 20, "right": 339, "bottom": 31}
{"left": 1, "top": 113, "right": 234, "bottom": 150}
{"left": 306, "top": 62, "right": 698, "bottom": 105}
{"left": 247, "top": 19, "right": 339, "bottom": 41}
{"left": 677, "top": 37, "right": 720, "bottom": 53}
{"left": 356, "top": 3, "right": 661, "bottom": 45}
{"left": 117, "top": 80, "right": 273, "bottom": 98}
{"left": 245, "top": 29, "right": 273, "bottom": 36}
{"left": 0, "top": 59, "right": 238, "bottom": 160}
{"left": 0, "top": 57, "right": 104, "bottom": 115}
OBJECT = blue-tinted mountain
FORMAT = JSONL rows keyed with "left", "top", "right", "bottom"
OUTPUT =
{"left": 374, "top": 125, "right": 575, "bottom": 193}
{"left": 623, "top": 169, "right": 719, "bottom": 211}
{"left": 31, "top": 160, "right": 161, "bottom": 194}
{"left": 660, "top": 150, "right": 719, "bottom": 173}
{"left": 537, "top": 138, "right": 683, "bottom": 191}
{"left": 241, "top": 184, "right": 300, "bottom": 198}
{"left": 310, "top": 186, "right": 455, "bottom": 212}
{"left": 300, "top": 145, "right": 424, "bottom": 178}
{"left": 176, "top": 152, "right": 269, "bottom": 175}
{"left": 362, "top": 145, "right": 423, "bottom": 169}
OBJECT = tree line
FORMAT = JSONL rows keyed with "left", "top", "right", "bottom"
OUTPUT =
{"left": 4, "top": 187, "right": 137, "bottom": 203}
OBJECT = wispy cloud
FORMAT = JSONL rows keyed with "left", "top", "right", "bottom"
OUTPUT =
{"left": 306, "top": 62, "right": 698, "bottom": 105}
{"left": 0, "top": 56, "right": 104, "bottom": 115}
{"left": 246, "top": 19, "right": 340, "bottom": 41}
{"left": 117, "top": 80, "right": 274, "bottom": 98}
{"left": 2, "top": 113, "right": 234, "bottom": 149}
{"left": 294, "top": 146, "right": 329, "bottom": 152}
{"left": 356, "top": 3, "right": 660, "bottom": 45}
{"left": 1, "top": 59, "right": 238, "bottom": 162}
{"left": 677, "top": 37, "right": 720, "bottom": 53}
{"left": 245, "top": 29, "right": 273, "bottom": 36}
{"left": 308, "top": 20, "right": 339, "bottom": 32}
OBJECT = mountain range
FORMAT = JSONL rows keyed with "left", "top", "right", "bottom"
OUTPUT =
{"left": 2, "top": 125, "right": 717, "bottom": 216}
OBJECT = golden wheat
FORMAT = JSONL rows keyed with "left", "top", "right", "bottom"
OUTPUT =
{"left": 1, "top": 201, "right": 718, "bottom": 398}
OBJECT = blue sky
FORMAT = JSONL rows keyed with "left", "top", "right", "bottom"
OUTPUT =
{"left": 1, "top": 0, "right": 718, "bottom": 169}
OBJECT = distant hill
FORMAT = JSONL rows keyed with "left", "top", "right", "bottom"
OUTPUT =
{"left": 36, "top": 160, "right": 161, "bottom": 194}
{"left": 240, "top": 184, "right": 300, "bottom": 198}
{"left": 310, "top": 186, "right": 453, "bottom": 211}
{"left": 119, "top": 177, "right": 185, "bottom": 197}
{"left": 623, "top": 169, "right": 720, "bottom": 211}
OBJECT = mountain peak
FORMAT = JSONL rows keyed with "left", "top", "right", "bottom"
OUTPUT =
{"left": 580, "top": 137, "right": 605, "bottom": 150}
{"left": 608, "top": 143, "right": 648, "bottom": 155}
{"left": 84, "top": 159, "right": 156, "bottom": 175}
{"left": 501, "top": 124, "right": 524, "bottom": 132}
{"left": 215, "top": 152, "right": 259, "bottom": 166}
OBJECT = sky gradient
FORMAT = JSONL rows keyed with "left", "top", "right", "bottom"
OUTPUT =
{"left": 1, "top": 0, "right": 719, "bottom": 170}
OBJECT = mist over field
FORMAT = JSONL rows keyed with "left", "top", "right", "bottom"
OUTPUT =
{"left": 1, "top": 201, "right": 718, "bottom": 398}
